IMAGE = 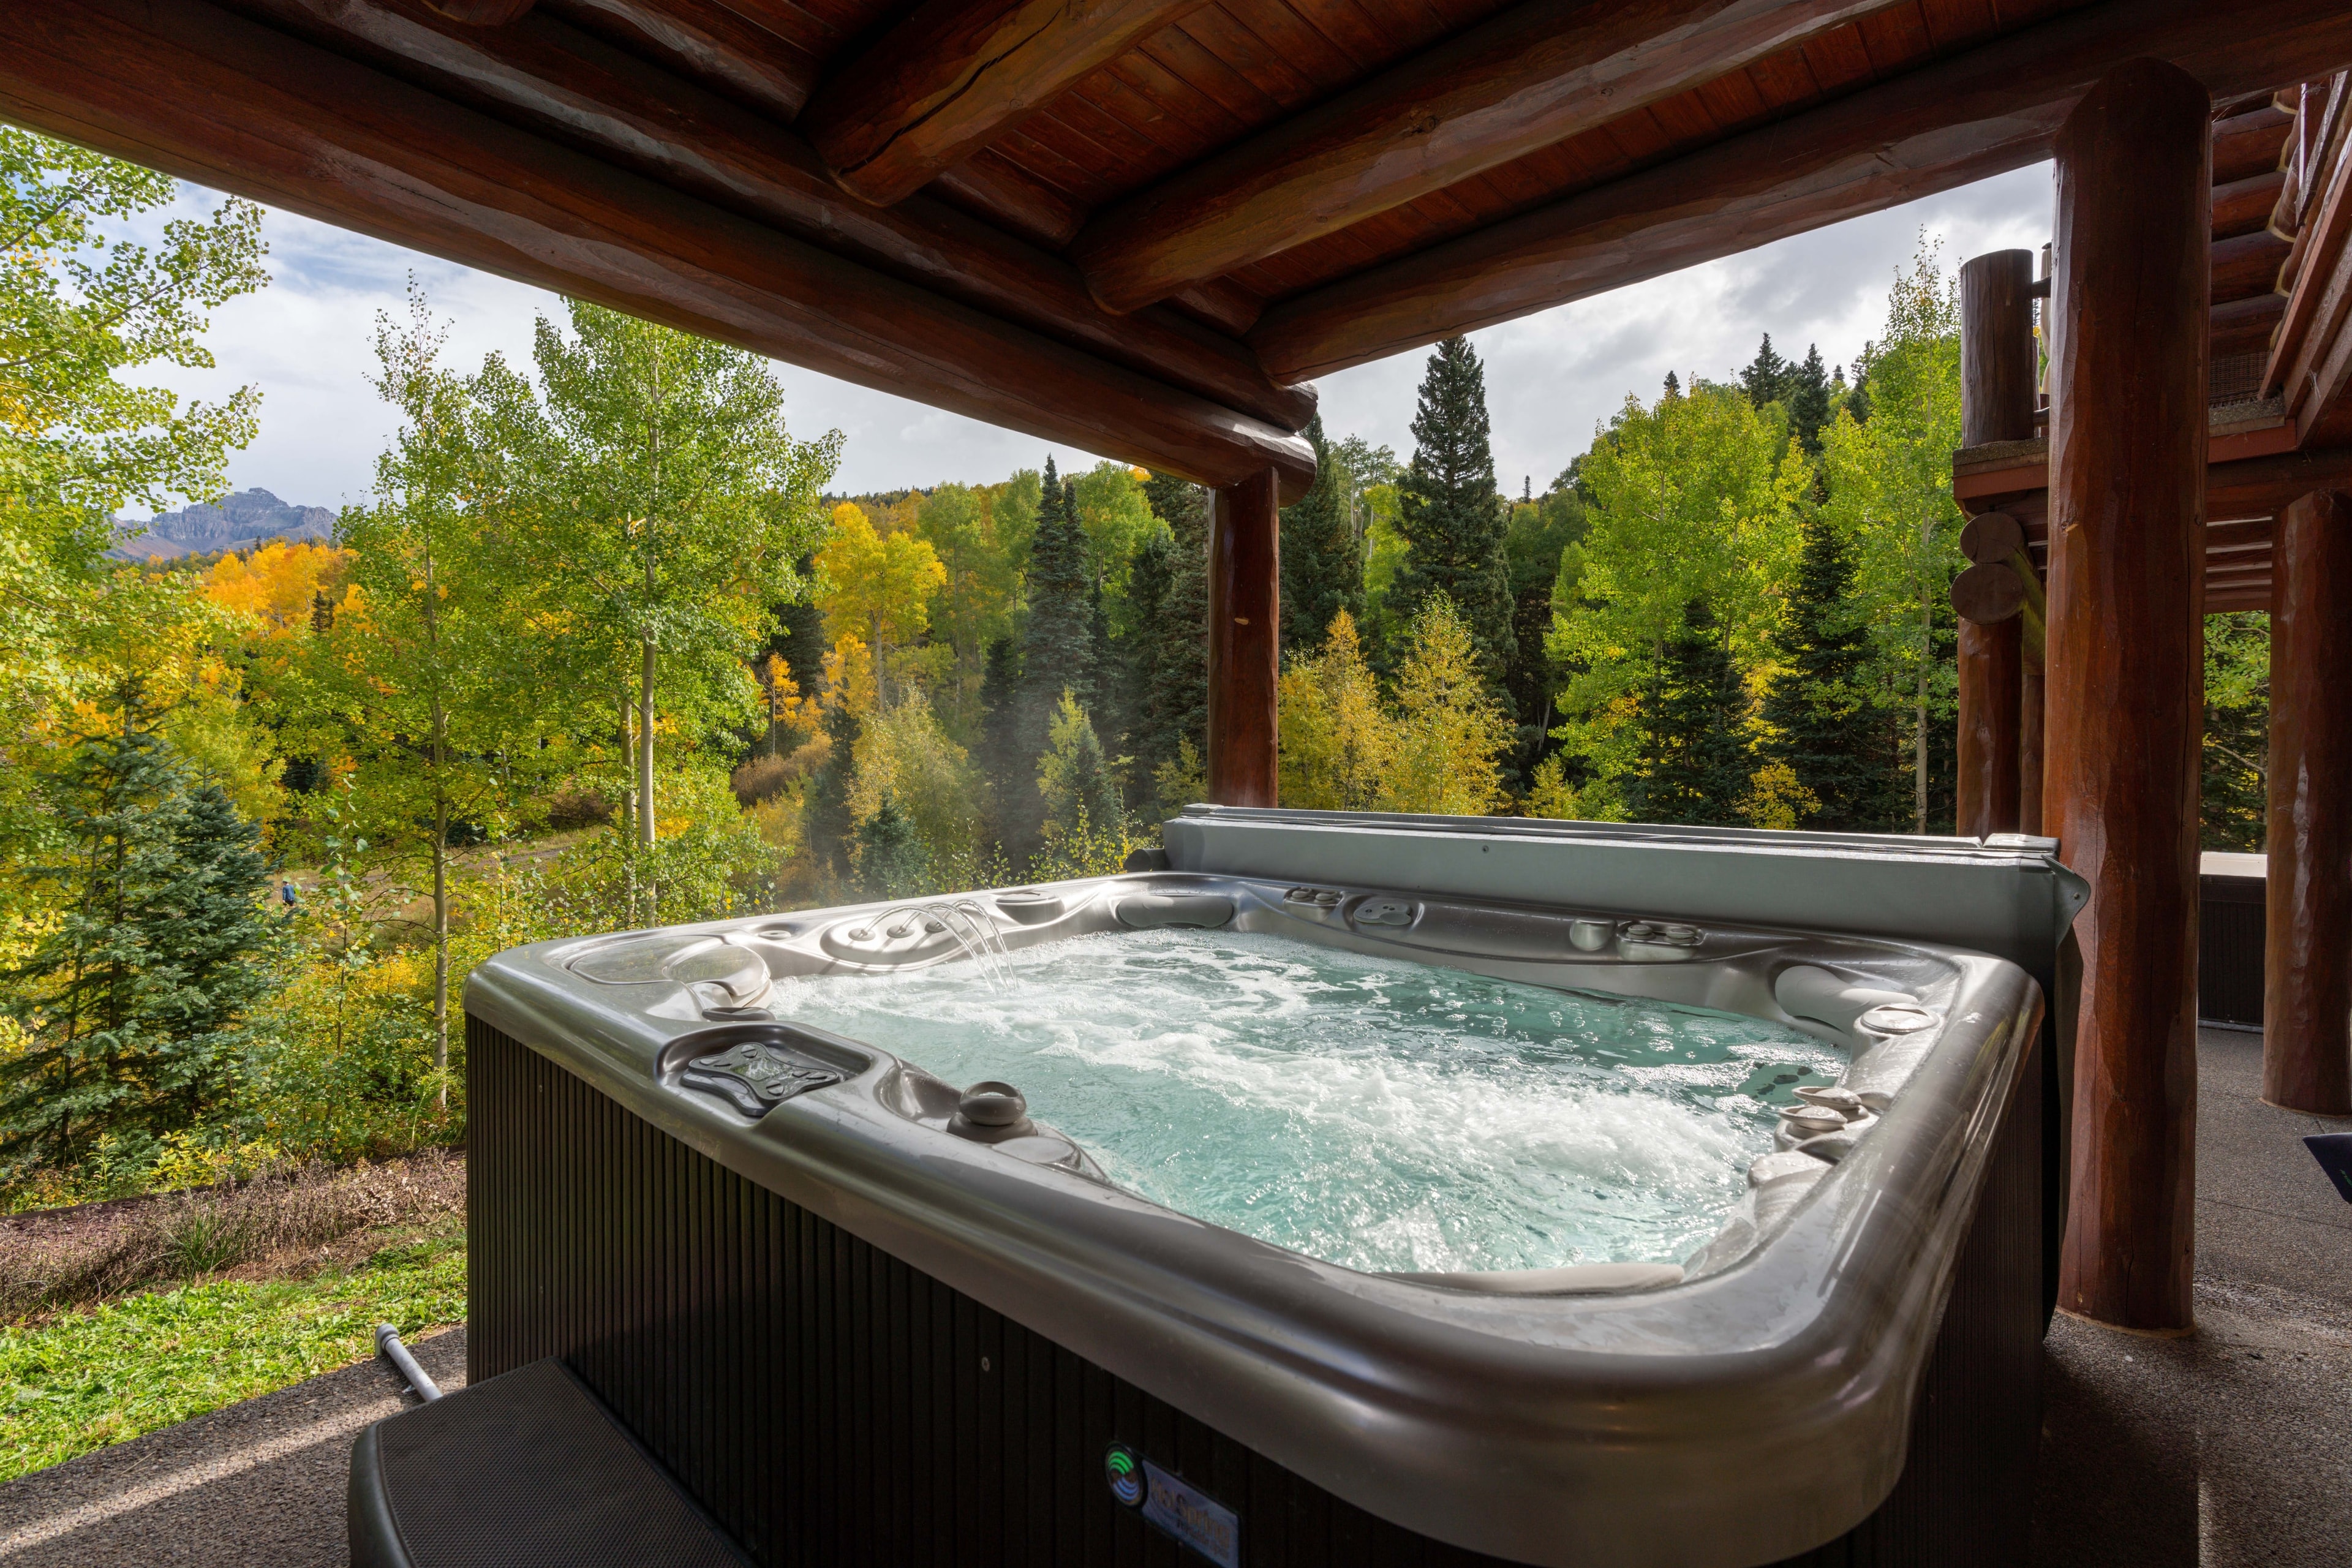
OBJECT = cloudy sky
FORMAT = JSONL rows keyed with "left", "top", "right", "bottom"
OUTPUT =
{"left": 128, "top": 163, "right": 2054, "bottom": 519}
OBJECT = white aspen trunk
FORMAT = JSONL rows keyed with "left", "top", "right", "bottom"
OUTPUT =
{"left": 1915, "top": 515, "right": 1932, "bottom": 834}
{"left": 638, "top": 635, "right": 657, "bottom": 850}
{"left": 432, "top": 781, "right": 448, "bottom": 1110}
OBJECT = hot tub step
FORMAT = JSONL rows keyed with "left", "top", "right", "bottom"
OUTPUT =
{"left": 349, "top": 1357, "right": 749, "bottom": 1568}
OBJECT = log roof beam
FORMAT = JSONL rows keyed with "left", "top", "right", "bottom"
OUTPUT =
{"left": 0, "top": 0, "right": 1314, "bottom": 498}
{"left": 1250, "top": 0, "right": 2352, "bottom": 384}
{"left": 1069, "top": 0, "right": 1903, "bottom": 316}
{"left": 800, "top": 0, "right": 1209, "bottom": 208}
{"left": 540, "top": 0, "right": 817, "bottom": 121}
{"left": 218, "top": 0, "right": 1313, "bottom": 431}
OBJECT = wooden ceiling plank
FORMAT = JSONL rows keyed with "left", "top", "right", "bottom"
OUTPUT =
{"left": 1036, "top": 78, "right": 1175, "bottom": 174}
{"left": 1797, "top": 24, "right": 1881, "bottom": 96}
{"left": 1474, "top": 148, "right": 1572, "bottom": 207}
{"left": 1741, "top": 40, "right": 1829, "bottom": 117}
{"left": 1275, "top": 0, "right": 1388, "bottom": 72}
{"left": 799, "top": 0, "right": 1215, "bottom": 206}
{"left": 1915, "top": 0, "right": 1996, "bottom": 52}
{"left": 224, "top": 0, "right": 1313, "bottom": 428}
{"left": 1207, "top": 0, "right": 1357, "bottom": 98}
{"left": 1066, "top": 0, "right": 1911, "bottom": 315}
{"left": 998, "top": 104, "right": 1140, "bottom": 203}
{"left": 1123, "top": 26, "right": 1278, "bottom": 130}
{"left": 539, "top": 0, "right": 816, "bottom": 119}
{"left": 1645, "top": 85, "right": 1727, "bottom": 148}
{"left": 1, "top": 0, "right": 1315, "bottom": 494}
{"left": 1690, "top": 62, "right": 1773, "bottom": 124}
{"left": 1251, "top": 0, "right": 2352, "bottom": 382}
{"left": 1852, "top": 2, "right": 1934, "bottom": 71}
{"left": 718, "top": 0, "right": 859, "bottom": 57}
{"left": 1161, "top": 4, "right": 1326, "bottom": 108}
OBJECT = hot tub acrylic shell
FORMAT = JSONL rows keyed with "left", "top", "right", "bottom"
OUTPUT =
{"left": 460, "top": 810, "right": 2079, "bottom": 1568}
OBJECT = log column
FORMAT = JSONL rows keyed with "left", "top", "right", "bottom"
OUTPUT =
{"left": 1956, "top": 250, "right": 2038, "bottom": 838}
{"left": 2019, "top": 656, "right": 2045, "bottom": 836}
{"left": 1207, "top": 467, "right": 1280, "bottom": 806}
{"left": 2264, "top": 489, "right": 2352, "bottom": 1114}
{"left": 1956, "top": 619, "right": 2022, "bottom": 835}
{"left": 2045, "top": 58, "right": 2210, "bottom": 1334}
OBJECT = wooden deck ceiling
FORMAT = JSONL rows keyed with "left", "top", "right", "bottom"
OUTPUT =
{"left": 4, "top": 0, "right": 2351, "bottom": 495}
{"left": 1956, "top": 70, "right": 2352, "bottom": 615}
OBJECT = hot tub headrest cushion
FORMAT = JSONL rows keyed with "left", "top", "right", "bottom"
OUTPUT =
{"left": 1114, "top": 891, "right": 1235, "bottom": 930}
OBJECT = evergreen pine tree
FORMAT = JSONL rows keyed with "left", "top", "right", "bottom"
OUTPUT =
{"left": 1142, "top": 473, "right": 1210, "bottom": 793}
{"left": 1501, "top": 488, "right": 1586, "bottom": 776}
{"left": 974, "top": 637, "right": 1025, "bottom": 851}
{"left": 1393, "top": 337, "right": 1515, "bottom": 707}
{"left": 1003, "top": 459, "right": 1096, "bottom": 864}
{"left": 1739, "top": 334, "right": 1791, "bottom": 407}
{"left": 1120, "top": 528, "right": 1174, "bottom": 807}
{"left": 1787, "top": 345, "right": 1833, "bottom": 457}
{"left": 1760, "top": 518, "right": 1908, "bottom": 830}
{"left": 765, "top": 580, "right": 828, "bottom": 698}
{"left": 1626, "top": 601, "right": 1750, "bottom": 826}
{"left": 802, "top": 699, "right": 861, "bottom": 881}
{"left": 1087, "top": 576, "right": 1116, "bottom": 742}
{"left": 1844, "top": 362, "right": 1872, "bottom": 424}
{"left": 852, "top": 791, "right": 929, "bottom": 900}
{"left": 1662, "top": 370, "right": 1681, "bottom": 399}
{"left": 0, "top": 703, "right": 274, "bottom": 1177}
{"left": 1020, "top": 461, "right": 1096, "bottom": 711}
{"left": 1278, "top": 414, "right": 1362, "bottom": 652}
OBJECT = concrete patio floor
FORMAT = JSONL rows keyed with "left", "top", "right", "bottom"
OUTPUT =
{"left": 2028, "top": 1027, "right": 2352, "bottom": 1568}
{"left": 0, "top": 1029, "right": 2342, "bottom": 1567}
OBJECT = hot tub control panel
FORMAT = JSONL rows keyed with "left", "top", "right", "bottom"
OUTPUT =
{"left": 677, "top": 1040, "right": 844, "bottom": 1119}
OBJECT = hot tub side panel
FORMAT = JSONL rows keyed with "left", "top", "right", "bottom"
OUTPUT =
{"left": 467, "top": 1015, "right": 2041, "bottom": 1568}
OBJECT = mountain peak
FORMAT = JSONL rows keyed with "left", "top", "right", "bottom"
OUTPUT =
{"left": 114, "top": 489, "right": 336, "bottom": 560}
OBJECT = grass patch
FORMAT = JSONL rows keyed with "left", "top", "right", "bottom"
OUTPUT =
{"left": 0, "top": 1226, "right": 464, "bottom": 1483}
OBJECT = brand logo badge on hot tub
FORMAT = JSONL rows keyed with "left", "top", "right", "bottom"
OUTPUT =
{"left": 1104, "top": 1442, "right": 1240, "bottom": 1568}
{"left": 1104, "top": 1443, "right": 1147, "bottom": 1507}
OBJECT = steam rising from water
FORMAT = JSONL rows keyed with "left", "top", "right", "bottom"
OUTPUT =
{"left": 769, "top": 930, "right": 1842, "bottom": 1275}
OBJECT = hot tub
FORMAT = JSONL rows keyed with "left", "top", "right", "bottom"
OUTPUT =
{"left": 454, "top": 808, "right": 2082, "bottom": 1568}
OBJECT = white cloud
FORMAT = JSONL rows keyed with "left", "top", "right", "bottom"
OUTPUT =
{"left": 1317, "top": 162, "right": 2055, "bottom": 494}
{"left": 121, "top": 165, "right": 2054, "bottom": 514}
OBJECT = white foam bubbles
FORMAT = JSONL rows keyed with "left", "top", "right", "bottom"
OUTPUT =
{"left": 769, "top": 930, "right": 1842, "bottom": 1275}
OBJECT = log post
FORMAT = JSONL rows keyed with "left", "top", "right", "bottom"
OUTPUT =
{"left": 2045, "top": 58, "right": 2210, "bottom": 1334}
{"left": 2264, "top": 489, "right": 2352, "bottom": 1114}
{"left": 1956, "top": 251, "right": 2038, "bottom": 838}
{"left": 2019, "top": 654, "right": 2045, "bottom": 836}
{"left": 1956, "top": 620, "right": 2022, "bottom": 836}
{"left": 1207, "top": 468, "right": 1280, "bottom": 807}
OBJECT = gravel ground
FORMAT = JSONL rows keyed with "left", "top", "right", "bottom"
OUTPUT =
{"left": 0, "top": 1031, "right": 2340, "bottom": 1567}
{"left": 0, "top": 1327, "right": 463, "bottom": 1567}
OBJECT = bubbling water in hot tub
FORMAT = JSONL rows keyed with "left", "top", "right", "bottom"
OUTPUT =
{"left": 768, "top": 929, "right": 1844, "bottom": 1276}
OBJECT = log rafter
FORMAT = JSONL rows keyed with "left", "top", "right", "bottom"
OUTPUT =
{"left": 1067, "top": 0, "right": 1904, "bottom": 315}
{"left": 1248, "top": 0, "right": 2352, "bottom": 384}
{"left": 801, "top": 0, "right": 1211, "bottom": 208}
{"left": 540, "top": 0, "right": 818, "bottom": 120}
{"left": 0, "top": 0, "right": 1314, "bottom": 498}
{"left": 220, "top": 0, "right": 1313, "bottom": 431}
